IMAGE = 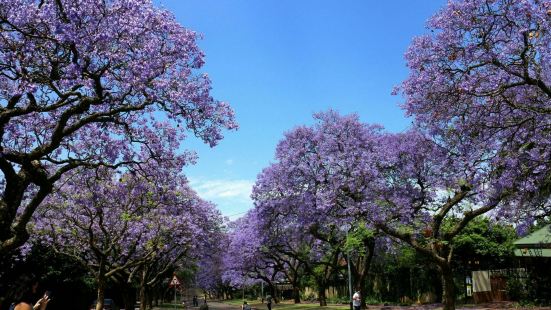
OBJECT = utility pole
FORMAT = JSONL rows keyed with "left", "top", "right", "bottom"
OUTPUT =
{"left": 169, "top": 274, "right": 181, "bottom": 309}
{"left": 174, "top": 285, "right": 177, "bottom": 309}
{"left": 341, "top": 223, "right": 353, "bottom": 310}
{"left": 347, "top": 250, "right": 353, "bottom": 310}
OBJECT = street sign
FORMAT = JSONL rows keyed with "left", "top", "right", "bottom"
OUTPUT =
{"left": 169, "top": 275, "right": 181, "bottom": 287}
{"left": 169, "top": 274, "right": 181, "bottom": 310}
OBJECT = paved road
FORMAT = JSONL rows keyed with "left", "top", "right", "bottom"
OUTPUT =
{"left": 202, "top": 302, "right": 242, "bottom": 310}
{"left": 153, "top": 302, "right": 551, "bottom": 310}
{"left": 154, "top": 302, "right": 244, "bottom": 310}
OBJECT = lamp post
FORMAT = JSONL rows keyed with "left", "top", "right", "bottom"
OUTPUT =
{"left": 341, "top": 223, "right": 353, "bottom": 310}
{"left": 347, "top": 250, "right": 353, "bottom": 310}
{"left": 261, "top": 281, "right": 264, "bottom": 303}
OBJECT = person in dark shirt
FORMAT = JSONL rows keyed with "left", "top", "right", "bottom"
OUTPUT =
{"left": 241, "top": 301, "right": 251, "bottom": 310}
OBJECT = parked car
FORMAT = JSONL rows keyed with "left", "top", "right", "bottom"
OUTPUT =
{"left": 89, "top": 298, "right": 120, "bottom": 310}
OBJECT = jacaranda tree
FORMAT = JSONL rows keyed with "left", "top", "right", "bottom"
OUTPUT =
{"left": 0, "top": 0, "right": 237, "bottom": 255}
{"left": 232, "top": 207, "right": 308, "bottom": 304}
{"left": 223, "top": 211, "right": 283, "bottom": 300}
{"left": 131, "top": 178, "right": 223, "bottom": 310}
{"left": 397, "top": 0, "right": 551, "bottom": 224}
{"left": 386, "top": 1, "right": 551, "bottom": 307}
{"left": 253, "top": 175, "right": 355, "bottom": 307}
{"left": 33, "top": 167, "right": 219, "bottom": 310}
{"left": 253, "top": 110, "right": 528, "bottom": 310}
{"left": 368, "top": 131, "right": 483, "bottom": 310}
{"left": 196, "top": 230, "right": 230, "bottom": 299}
{"left": 257, "top": 211, "right": 308, "bottom": 304}
{"left": 252, "top": 111, "right": 384, "bottom": 307}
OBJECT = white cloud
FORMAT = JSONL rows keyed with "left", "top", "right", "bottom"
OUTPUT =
{"left": 225, "top": 159, "right": 234, "bottom": 166}
{"left": 191, "top": 179, "right": 252, "bottom": 199}
{"left": 189, "top": 178, "right": 254, "bottom": 217}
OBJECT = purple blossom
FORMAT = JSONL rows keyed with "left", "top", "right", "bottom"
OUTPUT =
{"left": 0, "top": 0, "right": 236, "bottom": 254}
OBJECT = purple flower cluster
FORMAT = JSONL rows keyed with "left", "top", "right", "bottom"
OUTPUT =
{"left": 0, "top": 0, "right": 236, "bottom": 253}
{"left": 32, "top": 167, "right": 223, "bottom": 306}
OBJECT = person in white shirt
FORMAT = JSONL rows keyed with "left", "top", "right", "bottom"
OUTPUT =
{"left": 352, "top": 290, "right": 361, "bottom": 310}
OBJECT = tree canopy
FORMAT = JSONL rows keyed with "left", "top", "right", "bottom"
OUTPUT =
{"left": 0, "top": 0, "right": 236, "bottom": 254}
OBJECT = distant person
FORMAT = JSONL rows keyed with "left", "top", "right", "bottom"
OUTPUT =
{"left": 352, "top": 289, "right": 361, "bottom": 310}
{"left": 241, "top": 301, "right": 251, "bottom": 310}
{"left": 266, "top": 294, "right": 272, "bottom": 310}
{"left": 193, "top": 295, "right": 198, "bottom": 307}
{"left": 9, "top": 274, "right": 51, "bottom": 310}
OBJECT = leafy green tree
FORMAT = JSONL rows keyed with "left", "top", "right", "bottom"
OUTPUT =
{"left": 344, "top": 224, "right": 377, "bottom": 307}
{"left": 450, "top": 217, "right": 516, "bottom": 271}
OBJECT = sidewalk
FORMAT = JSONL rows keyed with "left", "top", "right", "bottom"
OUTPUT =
{"left": 364, "top": 302, "right": 551, "bottom": 310}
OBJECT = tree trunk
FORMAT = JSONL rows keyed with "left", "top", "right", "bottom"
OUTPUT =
{"left": 147, "top": 292, "right": 153, "bottom": 310}
{"left": 95, "top": 262, "right": 106, "bottom": 310}
{"left": 359, "top": 286, "right": 368, "bottom": 310}
{"left": 318, "top": 286, "right": 327, "bottom": 306}
{"left": 139, "top": 269, "right": 148, "bottom": 310}
{"left": 292, "top": 285, "right": 301, "bottom": 304}
{"left": 268, "top": 284, "right": 277, "bottom": 303}
{"left": 121, "top": 284, "right": 136, "bottom": 310}
{"left": 439, "top": 263, "right": 455, "bottom": 310}
{"left": 0, "top": 182, "right": 52, "bottom": 256}
{"left": 139, "top": 285, "right": 147, "bottom": 310}
{"left": 359, "top": 238, "right": 375, "bottom": 309}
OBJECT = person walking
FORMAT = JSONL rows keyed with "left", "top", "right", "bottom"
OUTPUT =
{"left": 352, "top": 290, "right": 361, "bottom": 310}
{"left": 266, "top": 294, "right": 272, "bottom": 310}
{"left": 241, "top": 301, "right": 251, "bottom": 310}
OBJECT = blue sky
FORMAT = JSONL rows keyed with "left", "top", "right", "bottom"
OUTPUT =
{"left": 156, "top": 0, "right": 446, "bottom": 219}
